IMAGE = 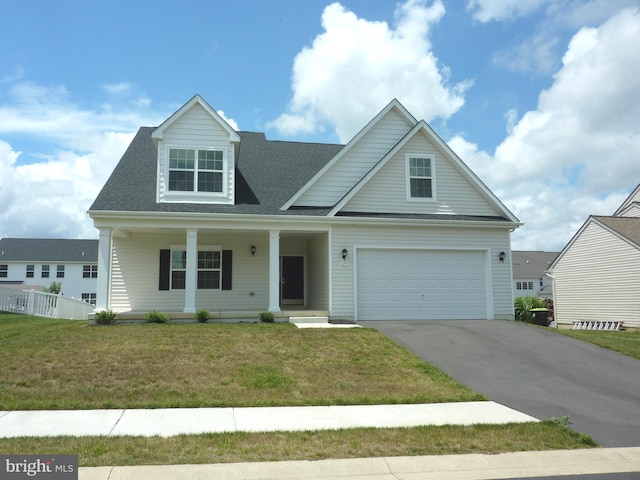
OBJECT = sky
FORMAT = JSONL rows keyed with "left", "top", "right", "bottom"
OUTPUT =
{"left": 1, "top": 0, "right": 639, "bottom": 251}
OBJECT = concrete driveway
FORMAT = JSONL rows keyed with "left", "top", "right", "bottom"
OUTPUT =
{"left": 361, "top": 320, "right": 640, "bottom": 447}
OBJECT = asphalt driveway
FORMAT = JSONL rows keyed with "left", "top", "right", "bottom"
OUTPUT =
{"left": 361, "top": 320, "right": 640, "bottom": 447}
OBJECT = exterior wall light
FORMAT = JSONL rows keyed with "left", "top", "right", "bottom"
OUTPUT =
{"left": 251, "top": 245, "right": 256, "bottom": 256}
{"left": 341, "top": 248, "right": 348, "bottom": 260}
{"left": 499, "top": 251, "right": 506, "bottom": 263}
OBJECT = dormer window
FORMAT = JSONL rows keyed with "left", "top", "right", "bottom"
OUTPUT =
{"left": 169, "top": 148, "right": 224, "bottom": 193}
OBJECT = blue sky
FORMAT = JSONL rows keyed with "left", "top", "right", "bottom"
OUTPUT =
{"left": 1, "top": 0, "right": 639, "bottom": 251}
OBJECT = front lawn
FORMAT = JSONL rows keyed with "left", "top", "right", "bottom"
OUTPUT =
{"left": 0, "top": 313, "right": 597, "bottom": 465}
{"left": 0, "top": 314, "right": 482, "bottom": 410}
{"left": 558, "top": 328, "right": 640, "bottom": 360}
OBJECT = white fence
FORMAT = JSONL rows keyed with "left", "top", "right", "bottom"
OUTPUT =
{"left": 0, "top": 286, "right": 94, "bottom": 320}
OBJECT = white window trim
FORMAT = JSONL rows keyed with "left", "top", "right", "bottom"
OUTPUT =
{"left": 162, "top": 145, "right": 229, "bottom": 202}
{"left": 405, "top": 153, "right": 436, "bottom": 202}
{"left": 170, "top": 245, "right": 222, "bottom": 291}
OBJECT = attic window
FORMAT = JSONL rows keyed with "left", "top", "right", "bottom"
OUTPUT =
{"left": 168, "top": 148, "right": 224, "bottom": 193}
{"left": 406, "top": 155, "right": 435, "bottom": 201}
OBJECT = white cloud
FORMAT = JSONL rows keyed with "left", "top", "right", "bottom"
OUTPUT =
{"left": 216, "top": 110, "right": 240, "bottom": 131}
{"left": 269, "top": 0, "right": 470, "bottom": 142}
{"left": 0, "top": 133, "right": 134, "bottom": 239}
{"left": 467, "top": 0, "right": 549, "bottom": 22}
{"left": 0, "top": 80, "right": 167, "bottom": 239}
{"left": 455, "top": 8, "right": 640, "bottom": 250}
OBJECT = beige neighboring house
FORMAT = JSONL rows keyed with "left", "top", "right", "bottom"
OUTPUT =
{"left": 512, "top": 251, "right": 558, "bottom": 299}
{"left": 89, "top": 95, "right": 521, "bottom": 321}
{"left": 547, "top": 184, "right": 640, "bottom": 329}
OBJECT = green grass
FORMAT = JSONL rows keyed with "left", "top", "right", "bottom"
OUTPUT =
{"left": 0, "top": 313, "right": 598, "bottom": 466}
{"left": 558, "top": 328, "right": 640, "bottom": 360}
{"left": 0, "top": 422, "right": 596, "bottom": 467}
{"left": 0, "top": 313, "right": 482, "bottom": 410}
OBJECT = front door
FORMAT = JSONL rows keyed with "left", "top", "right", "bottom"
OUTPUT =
{"left": 281, "top": 256, "right": 304, "bottom": 306}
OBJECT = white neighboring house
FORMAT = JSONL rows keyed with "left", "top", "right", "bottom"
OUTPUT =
{"left": 88, "top": 95, "right": 522, "bottom": 321}
{"left": 512, "top": 251, "right": 558, "bottom": 299}
{"left": 0, "top": 238, "right": 98, "bottom": 304}
{"left": 547, "top": 184, "right": 640, "bottom": 329}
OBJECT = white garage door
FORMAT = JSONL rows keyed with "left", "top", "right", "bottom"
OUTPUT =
{"left": 356, "top": 249, "right": 487, "bottom": 320}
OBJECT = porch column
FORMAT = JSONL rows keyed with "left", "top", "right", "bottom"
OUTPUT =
{"left": 268, "top": 230, "right": 281, "bottom": 312}
{"left": 184, "top": 229, "right": 198, "bottom": 313}
{"left": 95, "top": 228, "right": 111, "bottom": 311}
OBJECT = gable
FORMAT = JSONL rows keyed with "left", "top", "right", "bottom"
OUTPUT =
{"left": 288, "top": 101, "right": 416, "bottom": 208}
{"left": 613, "top": 184, "right": 640, "bottom": 216}
{"left": 156, "top": 102, "right": 238, "bottom": 205}
{"left": 617, "top": 203, "right": 640, "bottom": 217}
{"left": 338, "top": 129, "right": 504, "bottom": 217}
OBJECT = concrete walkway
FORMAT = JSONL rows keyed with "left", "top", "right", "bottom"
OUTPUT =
{"left": 0, "top": 401, "right": 536, "bottom": 438}
{"left": 80, "top": 448, "right": 640, "bottom": 480}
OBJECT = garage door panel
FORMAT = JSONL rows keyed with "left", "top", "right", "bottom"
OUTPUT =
{"left": 357, "top": 249, "right": 487, "bottom": 320}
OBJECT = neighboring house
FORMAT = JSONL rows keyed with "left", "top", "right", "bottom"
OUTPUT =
{"left": 512, "top": 251, "right": 558, "bottom": 299}
{"left": 548, "top": 184, "right": 640, "bottom": 329}
{"left": 88, "top": 95, "right": 521, "bottom": 321}
{"left": 0, "top": 238, "right": 99, "bottom": 304}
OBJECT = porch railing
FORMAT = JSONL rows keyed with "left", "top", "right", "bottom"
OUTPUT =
{"left": 0, "top": 286, "right": 94, "bottom": 320}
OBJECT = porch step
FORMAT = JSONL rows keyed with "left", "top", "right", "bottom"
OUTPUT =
{"left": 289, "top": 316, "right": 329, "bottom": 324}
{"left": 572, "top": 321, "right": 621, "bottom": 331}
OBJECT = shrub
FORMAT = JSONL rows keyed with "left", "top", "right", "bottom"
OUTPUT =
{"left": 194, "top": 309, "right": 210, "bottom": 323}
{"left": 144, "top": 310, "right": 169, "bottom": 323}
{"left": 94, "top": 309, "right": 117, "bottom": 325}
{"left": 514, "top": 296, "right": 545, "bottom": 323}
{"left": 259, "top": 311, "right": 275, "bottom": 323}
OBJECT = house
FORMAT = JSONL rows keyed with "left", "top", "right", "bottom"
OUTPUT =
{"left": 547, "top": 185, "right": 640, "bottom": 329}
{"left": 0, "top": 238, "right": 99, "bottom": 304}
{"left": 512, "top": 251, "right": 558, "bottom": 299}
{"left": 88, "top": 95, "right": 521, "bottom": 321}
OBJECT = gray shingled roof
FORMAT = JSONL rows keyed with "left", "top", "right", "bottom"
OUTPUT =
{"left": 512, "top": 251, "right": 559, "bottom": 278}
{"left": 89, "top": 128, "right": 344, "bottom": 215}
{"left": 89, "top": 127, "right": 514, "bottom": 223}
{"left": 594, "top": 216, "right": 640, "bottom": 246}
{"left": 0, "top": 238, "right": 98, "bottom": 262}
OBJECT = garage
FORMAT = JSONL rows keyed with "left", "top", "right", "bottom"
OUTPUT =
{"left": 356, "top": 249, "right": 488, "bottom": 320}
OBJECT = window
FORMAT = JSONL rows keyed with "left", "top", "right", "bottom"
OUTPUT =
{"left": 0, "top": 264, "right": 7, "bottom": 278}
{"left": 528, "top": 281, "right": 534, "bottom": 290}
{"left": 407, "top": 155, "right": 434, "bottom": 200}
{"left": 57, "top": 265, "right": 65, "bottom": 278}
{"left": 83, "top": 265, "right": 98, "bottom": 278}
{"left": 516, "top": 282, "right": 522, "bottom": 290}
{"left": 26, "top": 265, "right": 34, "bottom": 278}
{"left": 168, "top": 148, "right": 224, "bottom": 193}
{"left": 42, "top": 265, "right": 50, "bottom": 278}
{"left": 197, "top": 251, "right": 221, "bottom": 289}
{"left": 171, "top": 250, "right": 187, "bottom": 289}
{"left": 169, "top": 249, "right": 222, "bottom": 290}
{"left": 82, "top": 293, "right": 97, "bottom": 305}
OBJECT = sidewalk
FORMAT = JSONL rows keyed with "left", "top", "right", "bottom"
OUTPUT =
{"left": 80, "top": 448, "right": 640, "bottom": 480}
{"left": 0, "top": 401, "right": 536, "bottom": 438}
{"left": 2, "top": 404, "right": 639, "bottom": 479}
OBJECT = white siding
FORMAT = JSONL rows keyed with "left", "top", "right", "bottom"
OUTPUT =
{"left": 553, "top": 221, "right": 640, "bottom": 328}
{"left": 618, "top": 204, "right": 640, "bottom": 218}
{"left": 307, "top": 234, "right": 329, "bottom": 310}
{"left": 294, "top": 109, "right": 413, "bottom": 206}
{"left": 343, "top": 133, "right": 500, "bottom": 216}
{"left": 109, "top": 232, "right": 269, "bottom": 313}
{"left": 157, "top": 103, "right": 235, "bottom": 204}
{"left": 330, "top": 224, "right": 513, "bottom": 321}
{"left": 0, "top": 262, "right": 97, "bottom": 300}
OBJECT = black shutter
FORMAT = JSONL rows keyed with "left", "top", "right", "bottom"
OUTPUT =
{"left": 222, "top": 250, "right": 232, "bottom": 290}
{"left": 159, "top": 249, "right": 170, "bottom": 290}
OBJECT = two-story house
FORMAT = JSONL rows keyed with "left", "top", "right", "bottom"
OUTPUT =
{"left": 512, "top": 251, "right": 558, "bottom": 299}
{"left": 88, "top": 95, "right": 521, "bottom": 321}
{"left": 0, "top": 238, "right": 98, "bottom": 303}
